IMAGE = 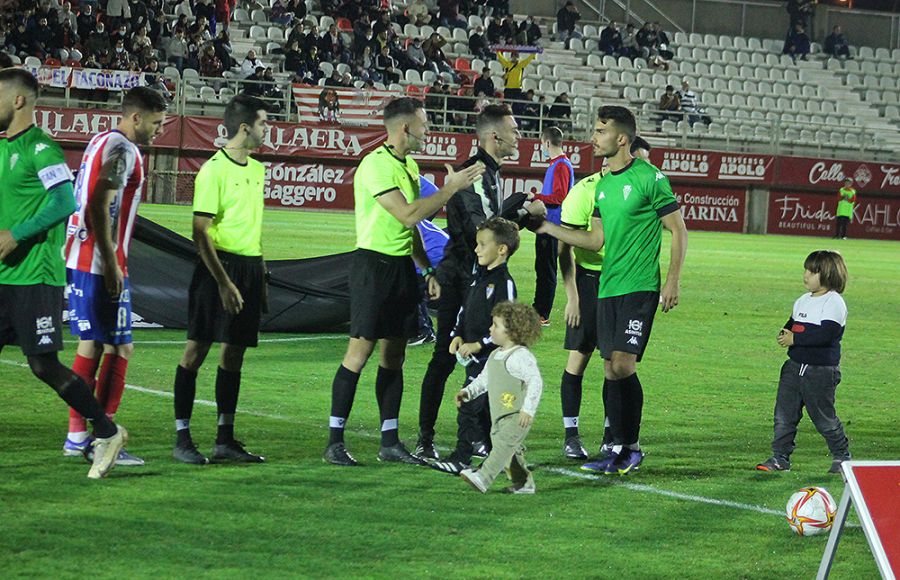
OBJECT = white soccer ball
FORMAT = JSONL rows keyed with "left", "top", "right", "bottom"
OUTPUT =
{"left": 785, "top": 487, "right": 837, "bottom": 536}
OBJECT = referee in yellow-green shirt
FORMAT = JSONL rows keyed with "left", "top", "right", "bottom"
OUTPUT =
{"left": 171, "top": 94, "right": 270, "bottom": 466}
{"left": 324, "top": 97, "right": 485, "bottom": 467}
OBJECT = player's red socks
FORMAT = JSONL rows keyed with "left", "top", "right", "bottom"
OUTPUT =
{"left": 68, "top": 354, "right": 100, "bottom": 434}
{"left": 96, "top": 354, "right": 129, "bottom": 418}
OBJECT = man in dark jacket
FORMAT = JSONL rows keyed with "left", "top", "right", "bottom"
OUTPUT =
{"left": 599, "top": 21, "right": 622, "bottom": 55}
{"left": 415, "top": 104, "right": 546, "bottom": 460}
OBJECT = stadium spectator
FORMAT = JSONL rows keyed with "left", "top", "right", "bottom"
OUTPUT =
{"left": 497, "top": 50, "right": 535, "bottom": 101}
{"left": 657, "top": 84, "right": 681, "bottom": 123}
{"left": 423, "top": 32, "right": 457, "bottom": 81}
{"left": 58, "top": 2, "right": 77, "bottom": 32}
{"left": 406, "top": 37, "right": 428, "bottom": 72}
{"left": 174, "top": 0, "right": 194, "bottom": 20}
{"left": 556, "top": 1, "right": 582, "bottom": 45}
{"left": 519, "top": 16, "right": 542, "bottom": 46}
{"left": 166, "top": 30, "right": 189, "bottom": 71}
{"left": 131, "top": 0, "right": 150, "bottom": 33}
{"left": 111, "top": 23, "right": 130, "bottom": 46}
{"left": 824, "top": 25, "right": 850, "bottom": 59}
{"left": 599, "top": 21, "right": 623, "bottom": 55}
{"left": 109, "top": 39, "right": 131, "bottom": 69}
{"left": 354, "top": 44, "right": 377, "bottom": 82}
{"left": 270, "top": 0, "right": 295, "bottom": 26}
{"left": 783, "top": 23, "right": 811, "bottom": 61}
{"left": 449, "top": 85, "right": 475, "bottom": 128}
{"left": 372, "top": 11, "right": 395, "bottom": 40}
{"left": 32, "top": 17, "right": 55, "bottom": 59}
{"left": 406, "top": 0, "right": 432, "bottom": 26}
{"left": 243, "top": 65, "right": 266, "bottom": 96}
{"left": 487, "top": 17, "right": 504, "bottom": 45}
{"left": 213, "top": 0, "right": 231, "bottom": 34}
{"left": 287, "top": 21, "right": 306, "bottom": 48}
{"left": 285, "top": 39, "right": 304, "bottom": 74}
{"left": 60, "top": 21, "right": 80, "bottom": 53}
{"left": 320, "top": 24, "right": 350, "bottom": 64}
{"left": 620, "top": 23, "right": 638, "bottom": 58}
{"left": 499, "top": 17, "right": 518, "bottom": 44}
{"left": 106, "top": 0, "right": 129, "bottom": 31}
{"left": 303, "top": 23, "right": 320, "bottom": 55}
{"left": 87, "top": 22, "right": 113, "bottom": 57}
{"left": 474, "top": 67, "right": 495, "bottom": 97}
{"left": 676, "top": 80, "right": 702, "bottom": 126}
{"left": 262, "top": 67, "right": 284, "bottom": 111}
{"left": 425, "top": 80, "right": 448, "bottom": 125}
{"left": 200, "top": 44, "right": 224, "bottom": 77}
{"left": 375, "top": 44, "right": 400, "bottom": 84}
{"left": 188, "top": 16, "right": 213, "bottom": 43}
{"left": 214, "top": 30, "right": 234, "bottom": 69}
{"left": 149, "top": 11, "right": 168, "bottom": 45}
{"left": 469, "top": 25, "right": 490, "bottom": 60}
{"left": 240, "top": 49, "right": 264, "bottom": 77}
{"left": 75, "top": 4, "right": 97, "bottom": 38}
{"left": 132, "top": 26, "right": 153, "bottom": 64}
{"left": 488, "top": 0, "right": 510, "bottom": 18}
{"left": 438, "top": 0, "right": 466, "bottom": 29}
{"left": 285, "top": 0, "right": 307, "bottom": 22}
{"left": 5, "top": 22, "right": 28, "bottom": 58}
{"left": 325, "top": 69, "right": 344, "bottom": 86}
{"left": 304, "top": 45, "right": 322, "bottom": 81}
{"left": 548, "top": 92, "right": 572, "bottom": 131}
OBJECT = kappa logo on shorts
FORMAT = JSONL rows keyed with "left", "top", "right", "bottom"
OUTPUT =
{"left": 627, "top": 336, "right": 639, "bottom": 346}
{"left": 38, "top": 335, "right": 53, "bottom": 346}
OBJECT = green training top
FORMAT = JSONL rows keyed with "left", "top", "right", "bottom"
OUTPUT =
{"left": 193, "top": 149, "right": 265, "bottom": 256}
{"left": 560, "top": 171, "right": 604, "bottom": 272}
{"left": 0, "top": 125, "right": 74, "bottom": 286}
{"left": 593, "top": 158, "right": 679, "bottom": 298}
{"left": 354, "top": 145, "right": 420, "bottom": 256}
{"left": 836, "top": 187, "right": 856, "bottom": 219}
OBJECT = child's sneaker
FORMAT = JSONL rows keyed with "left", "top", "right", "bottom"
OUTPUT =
{"left": 503, "top": 476, "right": 536, "bottom": 494}
{"left": 460, "top": 468, "right": 488, "bottom": 493}
{"left": 756, "top": 456, "right": 791, "bottom": 472}
{"left": 828, "top": 455, "right": 850, "bottom": 474}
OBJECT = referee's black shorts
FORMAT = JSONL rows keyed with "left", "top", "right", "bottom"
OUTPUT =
{"left": 563, "top": 265, "right": 600, "bottom": 353}
{"left": 596, "top": 290, "right": 660, "bottom": 362}
{"left": 349, "top": 249, "right": 420, "bottom": 340}
{"left": 187, "top": 251, "right": 265, "bottom": 348}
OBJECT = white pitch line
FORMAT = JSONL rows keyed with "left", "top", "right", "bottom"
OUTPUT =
{"left": 132, "top": 334, "right": 346, "bottom": 345}
{"left": 0, "top": 358, "right": 856, "bottom": 526}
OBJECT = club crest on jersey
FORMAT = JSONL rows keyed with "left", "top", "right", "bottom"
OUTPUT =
{"left": 486, "top": 284, "right": 494, "bottom": 299}
{"left": 623, "top": 185, "right": 632, "bottom": 200}
{"left": 9, "top": 153, "right": 18, "bottom": 169}
{"left": 501, "top": 392, "right": 517, "bottom": 409}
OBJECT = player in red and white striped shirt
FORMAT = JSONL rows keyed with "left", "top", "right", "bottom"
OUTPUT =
{"left": 62, "top": 87, "right": 168, "bottom": 462}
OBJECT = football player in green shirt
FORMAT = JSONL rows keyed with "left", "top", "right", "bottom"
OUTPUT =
{"left": 537, "top": 106, "right": 687, "bottom": 475}
{"left": 0, "top": 68, "right": 127, "bottom": 479}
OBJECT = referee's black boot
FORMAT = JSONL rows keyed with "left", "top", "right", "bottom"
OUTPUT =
{"left": 210, "top": 440, "right": 265, "bottom": 463}
{"left": 324, "top": 442, "right": 359, "bottom": 466}
{"left": 378, "top": 442, "right": 428, "bottom": 465}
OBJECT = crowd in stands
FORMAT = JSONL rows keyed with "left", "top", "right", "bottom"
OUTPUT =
{"left": 0, "top": 0, "right": 871, "bottom": 139}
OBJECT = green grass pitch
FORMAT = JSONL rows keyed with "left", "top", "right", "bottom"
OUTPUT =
{"left": 1, "top": 205, "right": 897, "bottom": 578}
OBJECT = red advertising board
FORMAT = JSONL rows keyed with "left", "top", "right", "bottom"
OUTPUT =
{"left": 179, "top": 116, "right": 594, "bottom": 173}
{"left": 777, "top": 156, "right": 900, "bottom": 196}
{"left": 650, "top": 148, "right": 775, "bottom": 184}
{"left": 178, "top": 155, "right": 546, "bottom": 210}
{"left": 34, "top": 106, "right": 182, "bottom": 148}
{"left": 672, "top": 185, "right": 746, "bottom": 232}
{"left": 768, "top": 190, "right": 900, "bottom": 240}
{"left": 848, "top": 464, "right": 900, "bottom": 576}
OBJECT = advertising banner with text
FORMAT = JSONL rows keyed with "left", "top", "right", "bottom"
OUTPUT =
{"left": 650, "top": 149, "right": 775, "bottom": 185}
{"left": 178, "top": 155, "right": 548, "bottom": 210}
{"left": 33, "top": 106, "right": 182, "bottom": 149}
{"left": 775, "top": 157, "right": 900, "bottom": 196}
{"left": 672, "top": 185, "right": 747, "bottom": 233}
{"left": 768, "top": 190, "right": 900, "bottom": 240}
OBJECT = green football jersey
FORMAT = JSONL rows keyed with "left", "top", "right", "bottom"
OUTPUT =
{"left": 560, "top": 171, "right": 603, "bottom": 271}
{"left": 593, "top": 158, "right": 678, "bottom": 298}
{"left": 0, "top": 125, "right": 74, "bottom": 286}
{"left": 354, "top": 145, "right": 420, "bottom": 257}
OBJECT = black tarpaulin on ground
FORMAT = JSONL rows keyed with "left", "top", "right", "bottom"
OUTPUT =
{"left": 128, "top": 216, "right": 351, "bottom": 332}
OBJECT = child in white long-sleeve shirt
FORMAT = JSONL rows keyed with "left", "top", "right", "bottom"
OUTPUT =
{"left": 455, "top": 301, "right": 543, "bottom": 494}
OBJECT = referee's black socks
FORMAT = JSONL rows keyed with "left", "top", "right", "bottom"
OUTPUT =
{"left": 329, "top": 365, "right": 360, "bottom": 444}
{"left": 561, "top": 371, "right": 583, "bottom": 439}
{"left": 174, "top": 365, "right": 198, "bottom": 445}
{"left": 215, "top": 367, "right": 241, "bottom": 444}
{"left": 376, "top": 366, "right": 403, "bottom": 446}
